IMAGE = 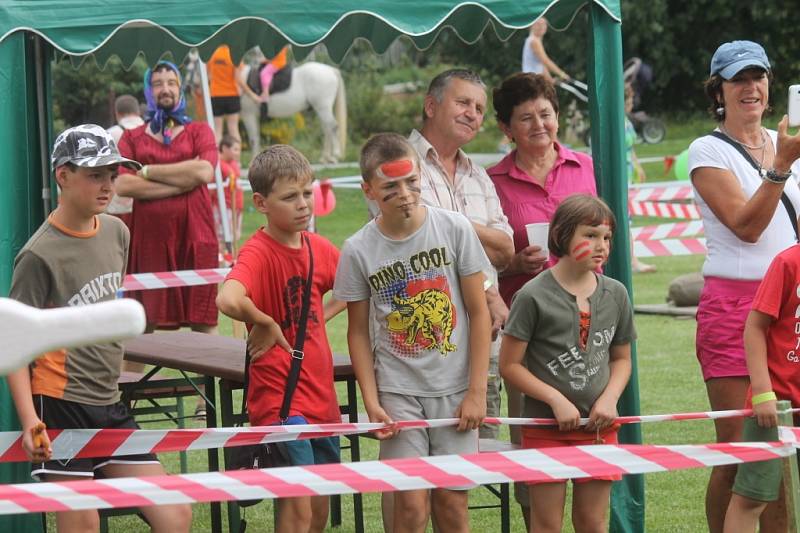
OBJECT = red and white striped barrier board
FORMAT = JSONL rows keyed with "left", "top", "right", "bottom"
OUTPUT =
{"left": 3, "top": 409, "right": 792, "bottom": 463}
{"left": 122, "top": 268, "right": 230, "bottom": 292}
{"left": 630, "top": 221, "right": 704, "bottom": 241}
{"left": 629, "top": 201, "right": 700, "bottom": 220}
{"left": 0, "top": 441, "right": 790, "bottom": 515}
{"left": 633, "top": 238, "right": 707, "bottom": 258}
{"left": 779, "top": 426, "right": 800, "bottom": 446}
{"left": 628, "top": 185, "right": 694, "bottom": 203}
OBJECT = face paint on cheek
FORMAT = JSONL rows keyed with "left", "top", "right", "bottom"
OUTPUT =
{"left": 572, "top": 240, "right": 592, "bottom": 261}
{"left": 382, "top": 192, "right": 399, "bottom": 202}
{"left": 408, "top": 185, "right": 421, "bottom": 194}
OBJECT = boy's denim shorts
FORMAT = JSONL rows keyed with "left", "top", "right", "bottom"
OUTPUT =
{"left": 281, "top": 415, "right": 341, "bottom": 466}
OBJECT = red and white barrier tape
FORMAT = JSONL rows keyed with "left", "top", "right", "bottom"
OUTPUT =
{"left": 2, "top": 409, "right": 792, "bottom": 463}
{"left": 633, "top": 238, "right": 707, "bottom": 258}
{"left": 629, "top": 201, "right": 700, "bottom": 220}
{"left": 122, "top": 268, "right": 230, "bottom": 292}
{"left": 0, "top": 441, "right": 791, "bottom": 515}
{"left": 630, "top": 221, "right": 704, "bottom": 241}
{"left": 779, "top": 426, "right": 800, "bottom": 445}
{"left": 628, "top": 185, "right": 694, "bottom": 203}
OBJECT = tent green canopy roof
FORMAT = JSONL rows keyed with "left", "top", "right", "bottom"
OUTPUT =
{"left": 0, "top": 2, "right": 640, "bottom": 531}
{"left": 1, "top": 0, "right": 620, "bottom": 63}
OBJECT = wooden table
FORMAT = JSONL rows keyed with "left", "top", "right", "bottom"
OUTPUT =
{"left": 124, "top": 331, "right": 363, "bottom": 533}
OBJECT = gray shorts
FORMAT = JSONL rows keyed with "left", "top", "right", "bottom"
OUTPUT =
{"left": 378, "top": 390, "right": 479, "bottom": 460}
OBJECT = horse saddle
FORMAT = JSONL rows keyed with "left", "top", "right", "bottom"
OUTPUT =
{"left": 246, "top": 64, "right": 293, "bottom": 96}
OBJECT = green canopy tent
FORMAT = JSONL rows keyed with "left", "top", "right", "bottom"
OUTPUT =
{"left": 0, "top": 1, "right": 641, "bottom": 530}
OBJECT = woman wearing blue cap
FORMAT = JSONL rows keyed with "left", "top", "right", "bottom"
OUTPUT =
{"left": 688, "top": 40, "right": 800, "bottom": 532}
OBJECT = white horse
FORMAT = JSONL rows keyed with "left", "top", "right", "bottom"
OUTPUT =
{"left": 240, "top": 62, "right": 347, "bottom": 163}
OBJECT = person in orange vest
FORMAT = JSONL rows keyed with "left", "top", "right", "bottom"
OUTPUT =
{"left": 208, "top": 45, "right": 246, "bottom": 144}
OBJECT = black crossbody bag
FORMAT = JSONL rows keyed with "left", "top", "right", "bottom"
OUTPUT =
{"left": 225, "top": 234, "right": 315, "bottom": 508}
{"left": 708, "top": 130, "right": 800, "bottom": 242}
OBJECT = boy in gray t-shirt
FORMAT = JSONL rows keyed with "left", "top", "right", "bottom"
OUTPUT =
{"left": 334, "top": 133, "right": 491, "bottom": 531}
{"left": 7, "top": 125, "right": 191, "bottom": 532}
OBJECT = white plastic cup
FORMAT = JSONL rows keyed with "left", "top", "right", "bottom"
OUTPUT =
{"left": 525, "top": 222, "right": 550, "bottom": 257}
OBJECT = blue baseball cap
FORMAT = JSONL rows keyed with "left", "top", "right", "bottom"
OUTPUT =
{"left": 710, "top": 40, "right": 771, "bottom": 80}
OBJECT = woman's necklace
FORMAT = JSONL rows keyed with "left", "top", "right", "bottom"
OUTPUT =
{"left": 720, "top": 124, "right": 769, "bottom": 175}
{"left": 720, "top": 124, "right": 767, "bottom": 150}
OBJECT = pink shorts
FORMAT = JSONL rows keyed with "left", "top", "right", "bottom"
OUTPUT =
{"left": 695, "top": 276, "right": 761, "bottom": 381}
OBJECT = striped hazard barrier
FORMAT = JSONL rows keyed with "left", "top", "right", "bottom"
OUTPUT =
{"left": 122, "top": 268, "right": 230, "bottom": 292}
{"left": 628, "top": 184, "right": 694, "bottom": 203}
{"left": 629, "top": 200, "right": 701, "bottom": 220}
{"left": 1, "top": 409, "right": 793, "bottom": 463}
{"left": 120, "top": 230, "right": 706, "bottom": 290}
{"left": 779, "top": 426, "right": 800, "bottom": 446}
{"left": 630, "top": 221, "right": 704, "bottom": 241}
{"left": 0, "top": 440, "right": 791, "bottom": 515}
{"left": 633, "top": 238, "right": 706, "bottom": 258}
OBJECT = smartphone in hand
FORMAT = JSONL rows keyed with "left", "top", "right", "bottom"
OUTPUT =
{"left": 790, "top": 85, "right": 800, "bottom": 127}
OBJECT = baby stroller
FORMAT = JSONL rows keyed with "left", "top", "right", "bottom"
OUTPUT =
{"left": 558, "top": 59, "right": 666, "bottom": 146}
{"left": 558, "top": 78, "right": 592, "bottom": 146}
{"left": 623, "top": 57, "right": 666, "bottom": 144}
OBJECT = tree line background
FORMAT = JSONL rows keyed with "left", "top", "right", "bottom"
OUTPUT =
{"left": 54, "top": 1, "right": 800, "bottom": 132}
{"left": 436, "top": 1, "right": 800, "bottom": 116}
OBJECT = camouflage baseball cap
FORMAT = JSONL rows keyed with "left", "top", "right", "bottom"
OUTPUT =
{"left": 51, "top": 124, "right": 142, "bottom": 171}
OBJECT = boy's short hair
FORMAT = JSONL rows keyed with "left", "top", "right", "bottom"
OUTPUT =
{"left": 549, "top": 195, "right": 617, "bottom": 257}
{"left": 248, "top": 144, "right": 313, "bottom": 196}
{"left": 359, "top": 133, "right": 419, "bottom": 182}
{"left": 219, "top": 134, "right": 239, "bottom": 151}
{"left": 114, "top": 94, "right": 140, "bottom": 117}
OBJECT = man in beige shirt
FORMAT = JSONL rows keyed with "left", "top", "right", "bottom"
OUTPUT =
{"left": 410, "top": 69, "right": 514, "bottom": 437}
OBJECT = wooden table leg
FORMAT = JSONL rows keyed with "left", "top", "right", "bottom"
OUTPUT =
{"left": 347, "top": 376, "right": 364, "bottom": 533}
{"left": 220, "top": 380, "right": 242, "bottom": 533}
{"left": 205, "top": 375, "right": 223, "bottom": 533}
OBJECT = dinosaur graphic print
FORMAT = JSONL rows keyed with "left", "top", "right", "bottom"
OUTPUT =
{"left": 365, "top": 246, "right": 459, "bottom": 359}
{"left": 387, "top": 287, "right": 456, "bottom": 355}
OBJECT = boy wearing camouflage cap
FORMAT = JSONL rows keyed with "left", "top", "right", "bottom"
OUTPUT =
{"left": 6, "top": 125, "right": 191, "bottom": 532}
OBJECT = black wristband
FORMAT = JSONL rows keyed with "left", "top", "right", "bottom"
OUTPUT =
{"left": 764, "top": 168, "right": 792, "bottom": 184}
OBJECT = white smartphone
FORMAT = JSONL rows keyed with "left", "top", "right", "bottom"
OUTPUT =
{"left": 789, "top": 85, "right": 800, "bottom": 127}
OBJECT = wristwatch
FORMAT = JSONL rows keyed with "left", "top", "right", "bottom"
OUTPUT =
{"left": 764, "top": 167, "right": 793, "bottom": 184}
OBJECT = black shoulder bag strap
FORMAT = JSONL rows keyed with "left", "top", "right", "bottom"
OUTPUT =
{"left": 708, "top": 130, "right": 799, "bottom": 243}
{"left": 241, "top": 233, "right": 315, "bottom": 421}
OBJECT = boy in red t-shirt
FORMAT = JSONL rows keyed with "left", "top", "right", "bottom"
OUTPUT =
{"left": 724, "top": 243, "right": 800, "bottom": 532}
{"left": 216, "top": 144, "right": 346, "bottom": 532}
{"left": 212, "top": 135, "right": 244, "bottom": 250}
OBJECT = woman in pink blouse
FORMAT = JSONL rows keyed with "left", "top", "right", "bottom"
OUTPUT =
{"left": 488, "top": 72, "right": 597, "bottom": 306}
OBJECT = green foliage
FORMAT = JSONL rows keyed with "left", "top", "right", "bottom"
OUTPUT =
{"left": 429, "top": 1, "right": 800, "bottom": 117}
{"left": 620, "top": 0, "right": 800, "bottom": 115}
{"left": 52, "top": 55, "right": 147, "bottom": 128}
{"left": 345, "top": 72, "right": 424, "bottom": 144}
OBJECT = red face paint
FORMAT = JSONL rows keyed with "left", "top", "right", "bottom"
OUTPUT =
{"left": 376, "top": 159, "right": 416, "bottom": 180}
{"left": 572, "top": 240, "right": 591, "bottom": 261}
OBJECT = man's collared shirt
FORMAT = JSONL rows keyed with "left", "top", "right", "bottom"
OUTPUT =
{"left": 409, "top": 129, "right": 512, "bottom": 237}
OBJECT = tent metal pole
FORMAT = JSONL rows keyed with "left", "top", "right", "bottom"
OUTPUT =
{"left": 34, "top": 35, "right": 51, "bottom": 216}
{"left": 586, "top": 5, "right": 644, "bottom": 532}
{"left": 195, "top": 52, "right": 233, "bottom": 252}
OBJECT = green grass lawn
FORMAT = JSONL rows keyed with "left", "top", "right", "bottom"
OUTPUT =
{"left": 95, "top": 124, "right": 724, "bottom": 532}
